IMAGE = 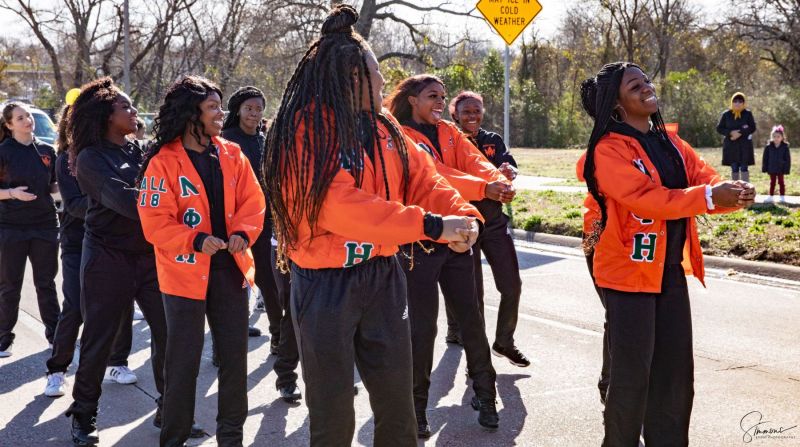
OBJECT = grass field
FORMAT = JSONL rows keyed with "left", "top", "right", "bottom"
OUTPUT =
{"left": 513, "top": 147, "right": 800, "bottom": 196}
{"left": 508, "top": 190, "right": 800, "bottom": 267}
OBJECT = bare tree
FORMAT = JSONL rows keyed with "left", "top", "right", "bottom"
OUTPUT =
{"left": 728, "top": 0, "right": 800, "bottom": 82}
{"left": 645, "top": 0, "right": 696, "bottom": 79}
{"left": 600, "top": 0, "right": 649, "bottom": 62}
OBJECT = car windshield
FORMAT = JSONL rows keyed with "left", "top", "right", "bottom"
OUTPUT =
{"left": 32, "top": 112, "right": 57, "bottom": 144}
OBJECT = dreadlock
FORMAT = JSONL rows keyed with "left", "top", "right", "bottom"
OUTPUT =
{"left": 264, "top": 4, "right": 411, "bottom": 270}
{"left": 223, "top": 86, "right": 265, "bottom": 131}
{"left": 136, "top": 76, "right": 222, "bottom": 188}
{"left": 579, "top": 62, "right": 670, "bottom": 253}
{"left": 385, "top": 74, "right": 445, "bottom": 123}
{"left": 55, "top": 104, "right": 71, "bottom": 155}
{"left": 67, "top": 77, "right": 122, "bottom": 172}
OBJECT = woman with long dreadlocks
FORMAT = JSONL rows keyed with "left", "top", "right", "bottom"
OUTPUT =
{"left": 264, "top": 5, "right": 480, "bottom": 445}
{"left": 63, "top": 77, "right": 194, "bottom": 446}
{"left": 43, "top": 101, "right": 133, "bottom": 398}
{"left": 577, "top": 62, "right": 755, "bottom": 445}
{"left": 386, "top": 75, "right": 508, "bottom": 437}
{"left": 137, "top": 76, "right": 264, "bottom": 447}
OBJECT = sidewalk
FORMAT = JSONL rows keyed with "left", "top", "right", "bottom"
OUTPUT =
{"left": 514, "top": 175, "right": 800, "bottom": 205}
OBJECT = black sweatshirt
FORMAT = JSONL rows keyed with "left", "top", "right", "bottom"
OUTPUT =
{"left": 185, "top": 145, "right": 236, "bottom": 270}
{"left": 75, "top": 140, "right": 151, "bottom": 253}
{"left": 0, "top": 137, "right": 58, "bottom": 239}
{"left": 470, "top": 128, "right": 517, "bottom": 169}
{"left": 221, "top": 126, "right": 272, "bottom": 228}
{"left": 55, "top": 152, "right": 87, "bottom": 253}
{"left": 402, "top": 120, "right": 443, "bottom": 159}
{"left": 611, "top": 123, "right": 688, "bottom": 265}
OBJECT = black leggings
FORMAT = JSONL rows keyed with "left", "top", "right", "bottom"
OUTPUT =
{"left": 400, "top": 243, "right": 497, "bottom": 414}
{"left": 291, "top": 256, "right": 417, "bottom": 446}
{"left": 602, "top": 266, "right": 694, "bottom": 447}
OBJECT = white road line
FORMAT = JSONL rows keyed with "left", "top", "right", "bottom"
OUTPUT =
{"left": 484, "top": 304, "right": 602, "bottom": 338}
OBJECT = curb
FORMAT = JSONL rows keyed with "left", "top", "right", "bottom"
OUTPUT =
{"left": 511, "top": 229, "right": 800, "bottom": 283}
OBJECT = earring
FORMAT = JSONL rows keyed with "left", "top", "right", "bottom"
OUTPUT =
{"left": 612, "top": 105, "right": 628, "bottom": 123}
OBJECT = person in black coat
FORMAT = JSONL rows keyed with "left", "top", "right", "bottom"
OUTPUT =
{"left": 717, "top": 92, "right": 756, "bottom": 182}
{"left": 762, "top": 125, "right": 791, "bottom": 198}
{"left": 0, "top": 102, "right": 61, "bottom": 359}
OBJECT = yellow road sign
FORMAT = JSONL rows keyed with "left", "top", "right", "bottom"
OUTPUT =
{"left": 476, "top": 0, "right": 542, "bottom": 46}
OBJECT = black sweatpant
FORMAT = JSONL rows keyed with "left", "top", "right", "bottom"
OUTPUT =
{"left": 160, "top": 267, "right": 249, "bottom": 447}
{"left": 446, "top": 212, "right": 522, "bottom": 348}
{"left": 251, "top": 224, "right": 282, "bottom": 339}
{"left": 400, "top": 243, "right": 497, "bottom": 414}
{"left": 271, "top": 245, "right": 298, "bottom": 389}
{"left": 0, "top": 236, "right": 60, "bottom": 346}
{"left": 46, "top": 250, "right": 131, "bottom": 374}
{"left": 68, "top": 241, "right": 167, "bottom": 416}
{"left": 585, "top": 251, "right": 610, "bottom": 402}
{"left": 602, "top": 266, "right": 694, "bottom": 447}
{"left": 291, "top": 256, "right": 416, "bottom": 447}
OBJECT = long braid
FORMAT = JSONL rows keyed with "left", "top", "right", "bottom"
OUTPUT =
{"left": 378, "top": 114, "right": 410, "bottom": 203}
{"left": 362, "top": 53, "right": 391, "bottom": 201}
{"left": 579, "top": 62, "right": 631, "bottom": 252}
{"left": 265, "top": 4, "right": 389, "bottom": 270}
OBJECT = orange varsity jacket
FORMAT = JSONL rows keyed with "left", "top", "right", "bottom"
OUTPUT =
{"left": 576, "top": 128, "right": 737, "bottom": 293}
{"left": 137, "top": 136, "right": 265, "bottom": 300}
{"left": 284, "top": 111, "right": 479, "bottom": 269}
{"left": 402, "top": 120, "right": 509, "bottom": 201}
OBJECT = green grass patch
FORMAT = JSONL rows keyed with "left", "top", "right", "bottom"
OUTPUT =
{"left": 509, "top": 190, "right": 800, "bottom": 266}
{"left": 513, "top": 146, "right": 800, "bottom": 196}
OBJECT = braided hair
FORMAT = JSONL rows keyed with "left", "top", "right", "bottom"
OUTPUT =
{"left": 264, "top": 4, "right": 412, "bottom": 269}
{"left": 579, "top": 62, "right": 670, "bottom": 252}
{"left": 223, "top": 86, "right": 265, "bottom": 131}
{"left": 385, "top": 74, "right": 445, "bottom": 122}
{"left": 136, "top": 76, "right": 222, "bottom": 188}
{"left": 67, "top": 77, "right": 123, "bottom": 172}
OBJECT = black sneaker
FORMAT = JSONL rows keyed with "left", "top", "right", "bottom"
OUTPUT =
{"left": 444, "top": 328, "right": 462, "bottom": 345}
{"left": 278, "top": 383, "right": 302, "bottom": 403}
{"left": 470, "top": 396, "right": 499, "bottom": 432}
{"left": 491, "top": 343, "right": 530, "bottom": 367}
{"left": 66, "top": 410, "right": 99, "bottom": 446}
{"left": 0, "top": 336, "right": 13, "bottom": 358}
{"left": 416, "top": 410, "right": 432, "bottom": 439}
{"left": 248, "top": 326, "right": 262, "bottom": 337}
{"left": 269, "top": 337, "right": 280, "bottom": 355}
{"left": 211, "top": 343, "right": 219, "bottom": 367}
{"left": 153, "top": 406, "right": 205, "bottom": 438}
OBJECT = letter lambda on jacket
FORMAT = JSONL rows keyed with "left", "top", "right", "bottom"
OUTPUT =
{"left": 137, "top": 136, "right": 265, "bottom": 300}
{"left": 576, "top": 125, "right": 739, "bottom": 293}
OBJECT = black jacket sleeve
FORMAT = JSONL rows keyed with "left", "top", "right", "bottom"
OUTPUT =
{"left": 716, "top": 112, "right": 729, "bottom": 137}
{"left": 56, "top": 154, "right": 88, "bottom": 219}
{"left": 742, "top": 111, "right": 756, "bottom": 136}
{"left": 75, "top": 149, "right": 140, "bottom": 221}
{"left": 494, "top": 136, "right": 517, "bottom": 168}
{"left": 785, "top": 144, "right": 792, "bottom": 175}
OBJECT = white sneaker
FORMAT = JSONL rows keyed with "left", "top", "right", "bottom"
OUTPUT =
{"left": 779, "top": 195, "right": 786, "bottom": 203}
{"left": 133, "top": 304, "right": 144, "bottom": 321}
{"left": 44, "top": 372, "right": 67, "bottom": 397}
{"left": 104, "top": 366, "right": 138, "bottom": 384}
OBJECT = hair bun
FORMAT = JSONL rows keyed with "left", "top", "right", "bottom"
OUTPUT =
{"left": 321, "top": 4, "right": 358, "bottom": 36}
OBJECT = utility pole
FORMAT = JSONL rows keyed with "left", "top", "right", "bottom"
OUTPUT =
{"left": 122, "top": 0, "right": 131, "bottom": 93}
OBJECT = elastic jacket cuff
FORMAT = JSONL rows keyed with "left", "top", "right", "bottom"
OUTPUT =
{"left": 423, "top": 212, "right": 444, "bottom": 240}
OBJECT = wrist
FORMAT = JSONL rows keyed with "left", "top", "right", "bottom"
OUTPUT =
{"left": 8, "top": 189, "right": 15, "bottom": 200}
{"left": 705, "top": 185, "right": 715, "bottom": 210}
{"left": 423, "top": 212, "right": 443, "bottom": 240}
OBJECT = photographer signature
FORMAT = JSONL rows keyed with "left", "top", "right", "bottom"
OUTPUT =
{"left": 740, "top": 411, "right": 797, "bottom": 443}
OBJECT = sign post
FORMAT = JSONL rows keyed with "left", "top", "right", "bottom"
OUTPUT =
{"left": 477, "top": 0, "right": 542, "bottom": 147}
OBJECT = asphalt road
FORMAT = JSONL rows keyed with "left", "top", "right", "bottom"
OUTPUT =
{"left": 0, "top": 242, "right": 798, "bottom": 446}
